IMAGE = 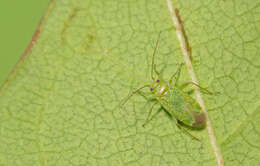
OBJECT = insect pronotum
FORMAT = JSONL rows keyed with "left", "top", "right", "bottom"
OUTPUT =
{"left": 122, "top": 32, "right": 213, "bottom": 141}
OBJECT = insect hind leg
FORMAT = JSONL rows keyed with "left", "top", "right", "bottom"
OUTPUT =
{"left": 175, "top": 120, "right": 201, "bottom": 142}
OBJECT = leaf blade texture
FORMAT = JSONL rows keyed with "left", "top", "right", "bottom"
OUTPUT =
{"left": 0, "top": 0, "right": 259, "bottom": 165}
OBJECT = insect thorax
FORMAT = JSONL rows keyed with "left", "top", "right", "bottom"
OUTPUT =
{"left": 150, "top": 79, "right": 169, "bottom": 97}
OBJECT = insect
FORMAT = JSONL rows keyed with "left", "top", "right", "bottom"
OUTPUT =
{"left": 122, "top": 32, "right": 213, "bottom": 141}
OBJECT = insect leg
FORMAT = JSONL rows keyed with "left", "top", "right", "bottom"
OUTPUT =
{"left": 179, "top": 81, "right": 217, "bottom": 95}
{"left": 142, "top": 101, "right": 159, "bottom": 127}
{"left": 121, "top": 85, "right": 150, "bottom": 107}
{"left": 137, "top": 90, "right": 157, "bottom": 103}
{"left": 169, "top": 63, "right": 184, "bottom": 85}
{"left": 175, "top": 120, "right": 201, "bottom": 142}
{"left": 185, "top": 89, "right": 194, "bottom": 95}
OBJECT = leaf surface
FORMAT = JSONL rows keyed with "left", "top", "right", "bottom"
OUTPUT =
{"left": 0, "top": 0, "right": 259, "bottom": 165}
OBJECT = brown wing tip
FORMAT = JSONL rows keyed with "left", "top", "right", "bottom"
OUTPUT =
{"left": 192, "top": 112, "right": 206, "bottom": 128}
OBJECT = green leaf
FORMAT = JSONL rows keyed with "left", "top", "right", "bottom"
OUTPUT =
{"left": 0, "top": 0, "right": 259, "bottom": 165}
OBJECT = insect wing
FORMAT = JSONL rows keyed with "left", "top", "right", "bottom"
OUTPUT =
{"left": 159, "top": 87, "right": 205, "bottom": 128}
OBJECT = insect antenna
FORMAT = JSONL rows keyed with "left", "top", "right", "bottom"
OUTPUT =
{"left": 151, "top": 31, "right": 162, "bottom": 81}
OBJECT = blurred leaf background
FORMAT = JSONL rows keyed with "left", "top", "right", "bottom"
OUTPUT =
{"left": 0, "top": 0, "right": 50, "bottom": 85}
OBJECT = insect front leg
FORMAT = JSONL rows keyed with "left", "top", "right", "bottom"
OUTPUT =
{"left": 169, "top": 63, "right": 184, "bottom": 86}
{"left": 142, "top": 101, "right": 159, "bottom": 127}
{"left": 137, "top": 90, "right": 156, "bottom": 102}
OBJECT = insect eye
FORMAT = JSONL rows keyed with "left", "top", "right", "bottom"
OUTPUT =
{"left": 150, "top": 88, "right": 153, "bottom": 91}
{"left": 156, "top": 80, "right": 160, "bottom": 83}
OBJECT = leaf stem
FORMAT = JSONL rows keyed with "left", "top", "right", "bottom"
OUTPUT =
{"left": 165, "top": 1, "right": 224, "bottom": 166}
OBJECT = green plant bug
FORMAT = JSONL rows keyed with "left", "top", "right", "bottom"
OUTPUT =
{"left": 122, "top": 32, "right": 214, "bottom": 141}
